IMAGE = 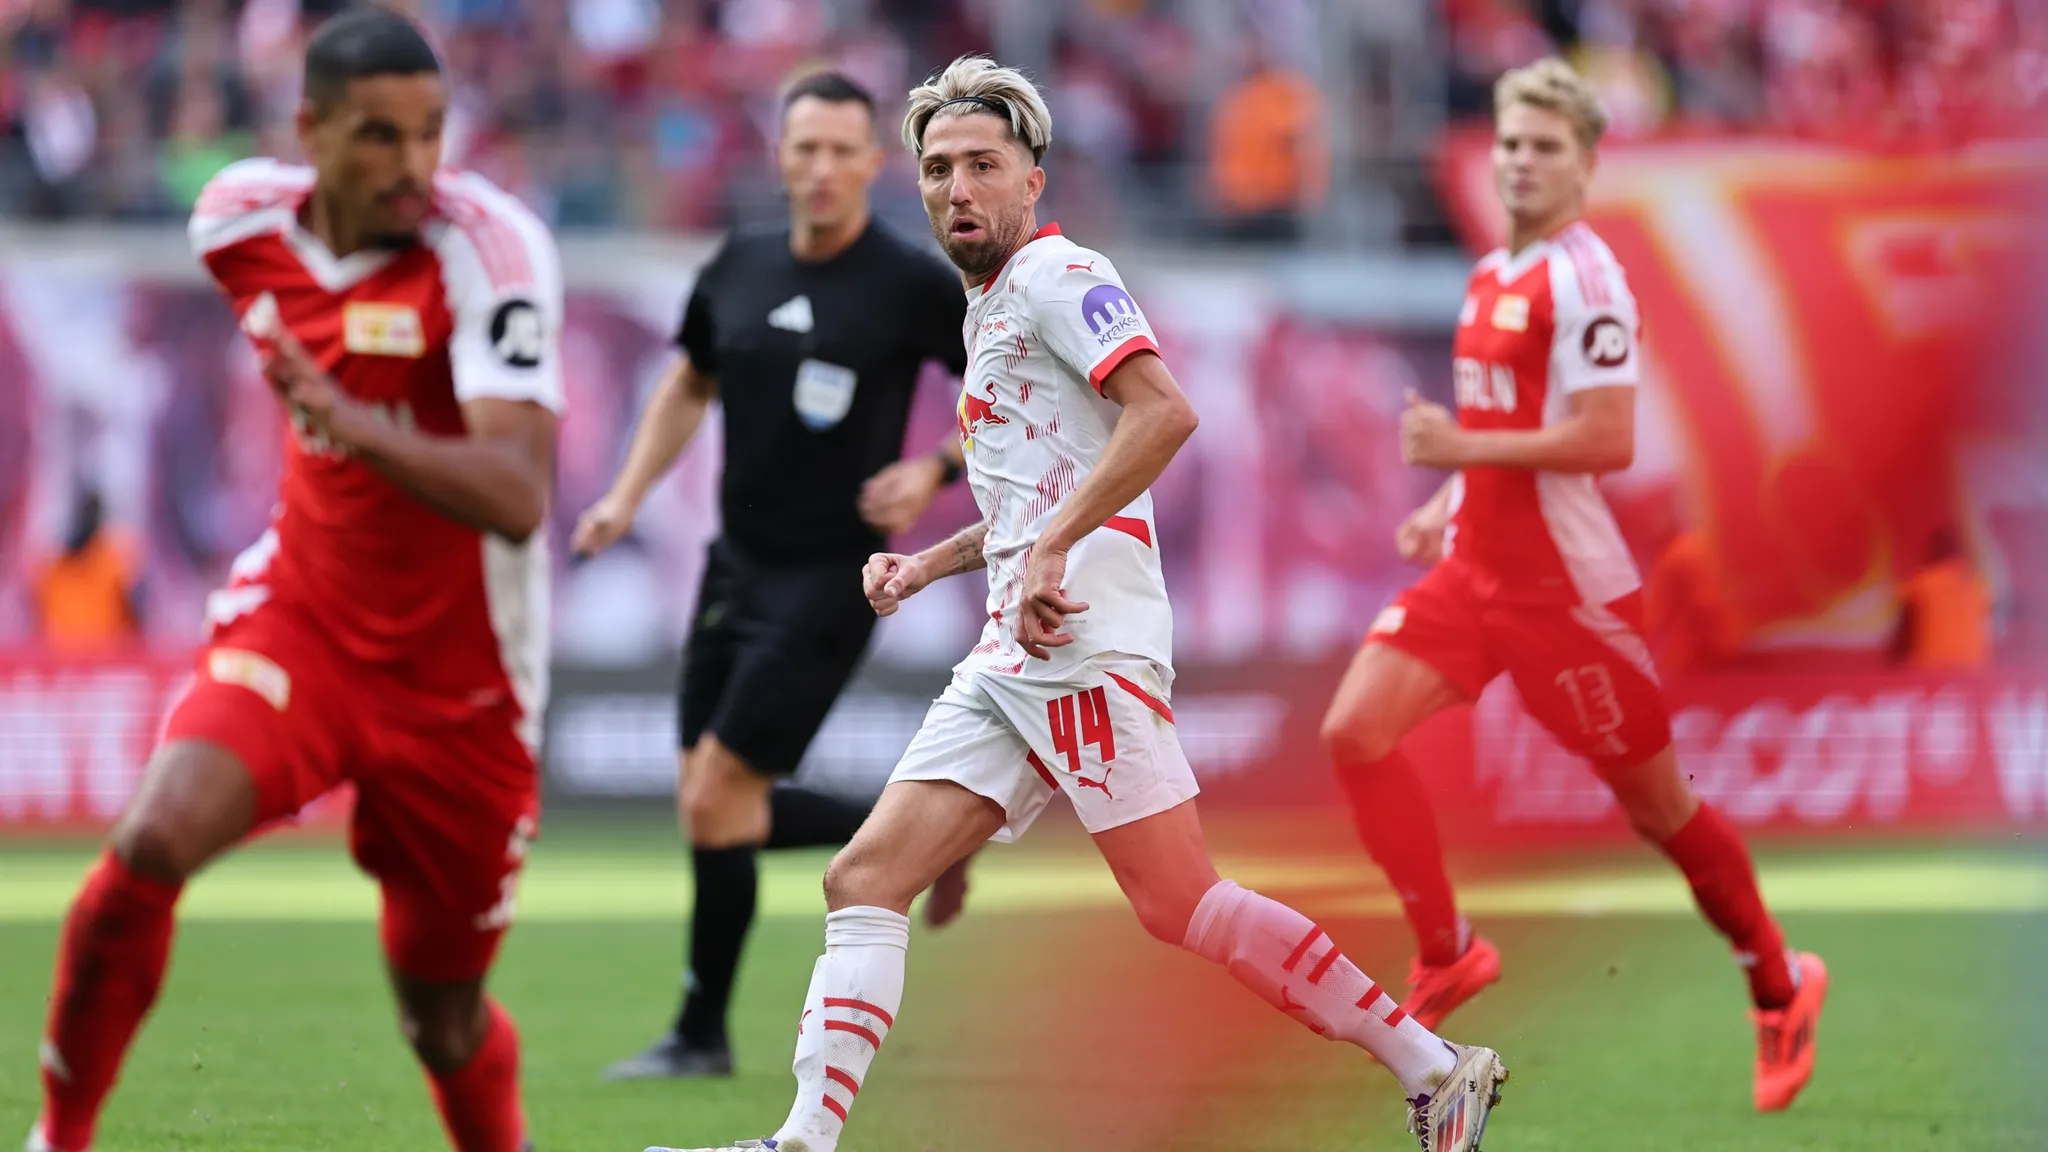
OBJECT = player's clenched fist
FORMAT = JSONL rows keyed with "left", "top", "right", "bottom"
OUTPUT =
{"left": 572, "top": 493, "right": 636, "bottom": 558}
{"left": 1399, "top": 389, "right": 1466, "bottom": 469}
{"left": 863, "top": 552, "right": 932, "bottom": 617}
{"left": 1394, "top": 504, "right": 1448, "bottom": 567}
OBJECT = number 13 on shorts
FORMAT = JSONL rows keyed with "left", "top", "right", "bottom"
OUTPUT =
{"left": 1554, "top": 663, "right": 1623, "bottom": 737}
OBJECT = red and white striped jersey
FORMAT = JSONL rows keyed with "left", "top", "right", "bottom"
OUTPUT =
{"left": 189, "top": 158, "right": 563, "bottom": 747}
{"left": 954, "top": 224, "right": 1172, "bottom": 677}
{"left": 1444, "top": 220, "right": 1641, "bottom": 606}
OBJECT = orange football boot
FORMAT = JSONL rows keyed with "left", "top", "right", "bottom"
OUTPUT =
{"left": 1752, "top": 951, "right": 1829, "bottom": 1112}
{"left": 1405, "top": 935, "right": 1503, "bottom": 1033}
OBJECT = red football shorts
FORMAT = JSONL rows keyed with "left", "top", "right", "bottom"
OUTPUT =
{"left": 163, "top": 601, "right": 539, "bottom": 983}
{"left": 1368, "top": 561, "right": 1674, "bottom": 770}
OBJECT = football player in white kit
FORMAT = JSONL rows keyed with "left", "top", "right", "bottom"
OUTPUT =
{"left": 645, "top": 55, "right": 1510, "bottom": 1152}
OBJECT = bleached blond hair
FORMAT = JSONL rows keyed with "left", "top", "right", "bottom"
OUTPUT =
{"left": 1494, "top": 57, "right": 1609, "bottom": 150}
{"left": 901, "top": 55, "right": 1053, "bottom": 163}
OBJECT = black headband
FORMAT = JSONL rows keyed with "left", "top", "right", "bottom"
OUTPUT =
{"left": 928, "top": 94, "right": 1044, "bottom": 160}
{"left": 934, "top": 95, "right": 1009, "bottom": 119}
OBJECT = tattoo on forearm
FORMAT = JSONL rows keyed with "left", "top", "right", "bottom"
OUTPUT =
{"left": 942, "top": 523, "right": 987, "bottom": 575}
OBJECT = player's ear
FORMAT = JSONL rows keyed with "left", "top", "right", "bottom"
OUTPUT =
{"left": 294, "top": 98, "right": 324, "bottom": 156}
{"left": 1024, "top": 162, "right": 1045, "bottom": 207}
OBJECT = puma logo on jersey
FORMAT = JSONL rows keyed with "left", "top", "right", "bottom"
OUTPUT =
{"left": 1490, "top": 294, "right": 1530, "bottom": 332}
{"left": 768, "top": 295, "right": 815, "bottom": 334}
{"left": 344, "top": 302, "right": 426, "bottom": 358}
{"left": 1072, "top": 767, "right": 1115, "bottom": 799}
{"left": 1065, "top": 261, "right": 1095, "bottom": 272}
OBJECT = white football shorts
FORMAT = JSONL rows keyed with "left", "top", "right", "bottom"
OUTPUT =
{"left": 888, "top": 653, "right": 1200, "bottom": 842}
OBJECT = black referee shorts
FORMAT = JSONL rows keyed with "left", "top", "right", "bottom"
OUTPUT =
{"left": 677, "top": 538, "right": 877, "bottom": 779}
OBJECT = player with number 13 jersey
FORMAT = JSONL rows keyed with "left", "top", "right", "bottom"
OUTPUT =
{"left": 1322, "top": 57, "right": 1826, "bottom": 1120}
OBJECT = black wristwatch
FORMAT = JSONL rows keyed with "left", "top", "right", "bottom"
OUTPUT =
{"left": 935, "top": 450, "right": 964, "bottom": 486}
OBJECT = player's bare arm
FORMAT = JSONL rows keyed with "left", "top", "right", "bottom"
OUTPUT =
{"left": 262, "top": 325, "right": 555, "bottom": 541}
{"left": 573, "top": 355, "right": 717, "bottom": 556}
{"left": 344, "top": 396, "right": 556, "bottom": 543}
{"left": 260, "top": 326, "right": 550, "bottom": 542}
{"left": 863, "top": 520, "right": 985, "bottom": 617}
{"left": 1401, "top": 384, "right": 1633, "bottom": 474}
{"left": 1019, "top": 352, "right": 1197, "bottom": 658}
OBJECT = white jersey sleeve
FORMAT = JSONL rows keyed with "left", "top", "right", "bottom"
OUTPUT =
{"left": 1019, "top": 247, "right": 1162, "bottom": 393}
{"left": 188, "top": 157, "right": 311, "bottom": 260}
{"left": 430, "top": 172, "right": 567, "bottom": 413}
{"left": 1548, "top": 226, "right": 1640, "bottom": 395}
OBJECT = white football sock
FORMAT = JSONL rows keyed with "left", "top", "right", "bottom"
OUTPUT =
{"left": 1184, "top": 879, "right": 1458, "bottom": 1099}
{"left": 772, "top": 906, "right": 909, "bottom": 1152}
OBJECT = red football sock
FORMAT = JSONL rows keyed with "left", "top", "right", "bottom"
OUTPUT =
{"left": 1656, "top": 803, "right": 1796, "bottom": 1009}
{"left": 39, "top": 850, "right": 183, "bottom": 1152}
{"left": 1333, "top": 749, "right": 1464, "bottom": 967}
{"left": 426, "top": 998, "right": 526, "bottom": 1152}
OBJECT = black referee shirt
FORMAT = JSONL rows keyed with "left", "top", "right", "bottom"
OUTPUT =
{"left": 676, "top": 223, "right": 969, "bottom": 564}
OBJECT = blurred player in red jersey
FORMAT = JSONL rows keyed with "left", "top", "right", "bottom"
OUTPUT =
{"left": 28, "top": 10, "right": 559, "bottom": 1152}
{"left": 1321, "top": 58, "right": 1828, "bottom": 1114}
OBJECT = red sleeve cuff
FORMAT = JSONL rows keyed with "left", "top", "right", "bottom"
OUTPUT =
{"left": 1089, "top": 335, "right": 1161, "bottom": 394}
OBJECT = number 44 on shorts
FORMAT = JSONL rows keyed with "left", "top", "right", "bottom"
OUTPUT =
{"left": 1047, "top": 687, "right": 1117, "bottom": 797}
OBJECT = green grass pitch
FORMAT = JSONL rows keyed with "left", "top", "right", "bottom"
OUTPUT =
{"left": 2, "top": 817, "right": 2043, "bottom": 1150}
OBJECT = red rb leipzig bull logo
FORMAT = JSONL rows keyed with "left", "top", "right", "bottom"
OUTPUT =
{"left": 957, "top": 379, "right": 1008, "bottom": 442}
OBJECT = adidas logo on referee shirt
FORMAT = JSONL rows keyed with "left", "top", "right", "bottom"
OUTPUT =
{"left": 768, "top": 295, "right": 814, "bottom": 334}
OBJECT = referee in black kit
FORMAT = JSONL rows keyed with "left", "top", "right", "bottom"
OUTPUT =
{"left": 572, "top": 71, "right": 976, "bottom": 1079}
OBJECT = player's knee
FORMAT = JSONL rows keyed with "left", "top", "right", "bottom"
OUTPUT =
{"left": 109, "top": 742, "right": 254, "bottom": 882}
{"left": 110, "top": 802, "right": 214, "bottom": 882}
{"left": 681, "top": 778, "right": 766, "bottom": 848}
{"left": 821, "top": 847, "right": 909, "bottom": 912}
{"left": 398, "top": 994, "right": 486, "bottom": 1072}
{"left": 820, "top": 850, "right": 865, "bottom": 909}
{"left": 1604, "top": 746, "right": 1696, "bottom": 842}
{"left": 680, "top": 742, "right": 770, "bottom": 848}
{"left": 1130, "top": 888, "right": 1198, "bottom": 947}
{"left": 1615, "top": 783, "right": 1696, "bottom": 843}
{"left": 1321, "top": 708, "right": 1399, "bottom": 771}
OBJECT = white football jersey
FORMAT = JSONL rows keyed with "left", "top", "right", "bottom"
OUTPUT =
{"left": 953, "top": 224, "right": 1174, "bottom": 678}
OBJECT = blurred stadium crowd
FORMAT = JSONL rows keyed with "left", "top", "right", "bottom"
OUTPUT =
{"left": 3, "top": 0, "right": 2044, "bottom": 236}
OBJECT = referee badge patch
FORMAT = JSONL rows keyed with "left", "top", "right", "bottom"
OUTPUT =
{"left": 794, "top": 358, "right": 858, "bottom": 430}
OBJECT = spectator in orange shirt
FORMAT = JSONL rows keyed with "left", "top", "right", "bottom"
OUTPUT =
{"left": 1207, "top": 41, "right": 1327, "bottom": 243}
{"left": 32, "top": 489, "right": 143, "bottom": 654}
{"left": 1643, "top": 525, "right": 1746, "bottom": 676}
{"left": 1890, "top": 525, "right": 1993, "bottom": 670}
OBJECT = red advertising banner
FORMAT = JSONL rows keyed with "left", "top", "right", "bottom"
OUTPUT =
{"left": 1409, "top": 670, "right": 2048, "bottom": 846}
{"left": 0, "top": 650, "right": 348, "bottom": 832}
{"left": 1435, "top": 129, "right": 2048, "bottom": 655}
{"left": 6, "top": 650, "right": 2043, "bottom": 838}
